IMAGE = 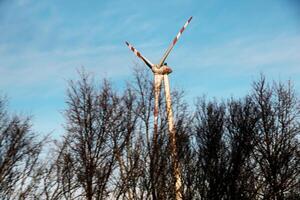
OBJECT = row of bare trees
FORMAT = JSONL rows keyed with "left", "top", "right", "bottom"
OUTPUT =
{"left": 0, "top": 69, "right": 299, "bottom": 199}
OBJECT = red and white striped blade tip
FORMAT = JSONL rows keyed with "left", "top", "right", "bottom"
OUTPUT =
{"left": 172, "top": 16, "right": 193, "bottom": 45}
{"left": 125, "top": 41, "right": 139, "bottom": 55}
{"left": 125, "top": 41, "right": 154, "bottom": 68}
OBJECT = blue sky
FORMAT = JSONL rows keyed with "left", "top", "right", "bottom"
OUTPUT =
{"left": 0, "top": 0, "right": 300, "bottom": 137}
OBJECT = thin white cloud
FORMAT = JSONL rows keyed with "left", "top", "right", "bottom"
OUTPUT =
{"left": 171, "top": 33, "right": 300, "bottom": 74}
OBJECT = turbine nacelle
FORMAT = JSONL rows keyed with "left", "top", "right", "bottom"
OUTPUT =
{"left": 152, "top": 64, "right": 172, "bottom": 75}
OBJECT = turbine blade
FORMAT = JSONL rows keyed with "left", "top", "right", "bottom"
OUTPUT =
{"left": 158, "top": 16, "right": 193, "bottom": 67}
{"left": 125, "top": 41, "right": 154, "bottom": 69}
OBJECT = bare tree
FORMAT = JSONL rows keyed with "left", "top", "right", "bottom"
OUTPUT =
{"left": 225, "top": 97, "right": 259, "bottom": 200}
{"left": 112, "top": 86, "right": 142, "bottom": 200}
{"left": 63, "top": 72, "right": 124, "bottom": 199}
{"left": 252, "top": 77, "right": 300, "bottom": 200}
{"left": 0, "top": 96, "right": 45, "bottom": 200}
{"left": 193, "top": 99, "right": 228, "bottom": 200}
{"left": 39, "top": 139, "right": 79, "bottom": 200}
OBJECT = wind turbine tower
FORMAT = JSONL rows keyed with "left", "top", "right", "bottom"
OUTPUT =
{"left": 126, "top": 16, "right": 193, "bottom": 200}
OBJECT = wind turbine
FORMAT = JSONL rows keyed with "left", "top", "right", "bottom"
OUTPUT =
{"left": 125, "top": 16, "right": 192, "bottom": 200}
